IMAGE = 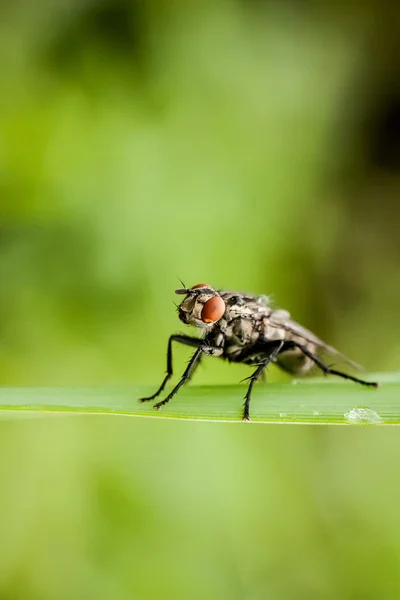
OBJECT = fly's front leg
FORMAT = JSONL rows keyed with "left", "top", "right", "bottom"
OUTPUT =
{"left": 140, "top": 335, "right": 202, "bottom": 403}
{"left": 242, "top": 340, "right": 284, "bottom": 422}
{"left": 153, "top": 345, "right": 222, "bottom": 411}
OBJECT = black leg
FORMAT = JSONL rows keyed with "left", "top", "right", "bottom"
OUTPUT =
{"left": 153, "top": 346, "right": 204, "bottom": 410}
{"left": 242, "top": 341, "right": 284, "bottom": 421}
{"left": 287, "top": 342, "right": 379, "bottom": 388}
{"left": 153, "top": 344, "right": 223, "bottom": 411}
{"left": 140, "top": 335, "right": 202, "bottom": 403}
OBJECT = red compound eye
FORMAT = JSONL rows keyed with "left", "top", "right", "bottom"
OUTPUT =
{"left": 201, "top": 296, "right": 225, "bottom": 323}
{"left": 191, "top": 283, "right": 211, "bottom": 289}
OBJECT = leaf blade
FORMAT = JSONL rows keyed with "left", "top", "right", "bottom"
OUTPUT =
{"left": 0, "top": 372, "right": 398, "bottom": 424}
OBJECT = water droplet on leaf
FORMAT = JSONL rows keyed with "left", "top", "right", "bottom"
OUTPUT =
{"left": 344, "top": 407, "right": 383, "bottom": 425}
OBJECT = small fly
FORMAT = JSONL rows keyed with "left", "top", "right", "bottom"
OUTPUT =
{"left": 140, "top": 284, "right": 379, "bottom": 421}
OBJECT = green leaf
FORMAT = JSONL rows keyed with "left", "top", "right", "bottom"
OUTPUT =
{"left": 0, "top": 372, "right": 398, "bottom": 424}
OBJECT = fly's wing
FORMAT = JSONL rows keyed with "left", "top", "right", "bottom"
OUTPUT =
{"left": 269, "top": 310, "right": 364, "bottom": 371}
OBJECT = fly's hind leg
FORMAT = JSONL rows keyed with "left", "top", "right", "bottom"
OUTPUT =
{"left": 286, "top": 342, "right": 379, "bottom": 388}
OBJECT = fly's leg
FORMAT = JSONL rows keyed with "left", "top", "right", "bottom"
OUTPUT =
{"left": 242, "top": 341, "right": 284, "bottom": 421}
{"left": 153, "top": 346, "right": 202, "bottom": 410}
{"left": 259, "top": 371, "right": 266, "bottom": 383}
{"left": 242, "top": 363, "right": 267, "bottom": 422}
{"left": 288, "top": 342, "right": 379, "bottom": 388}
{"left": 153, "top": 345, "right": 222, "bottom": 410}
{"left": 140, "top": 335, "right": 202, "bottom": 403}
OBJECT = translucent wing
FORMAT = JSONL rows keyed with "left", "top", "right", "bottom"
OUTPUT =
{"left": 269, "top": 309, "right": 364, "bottom": 371}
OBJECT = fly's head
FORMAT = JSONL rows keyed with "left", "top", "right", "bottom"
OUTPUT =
{"left": 175, "top": 283, "right": 226, "bottom": 329}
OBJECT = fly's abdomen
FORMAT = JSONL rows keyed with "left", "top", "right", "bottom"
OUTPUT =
{"left": 275, "top": 346, "right": 315, "bottom": 375}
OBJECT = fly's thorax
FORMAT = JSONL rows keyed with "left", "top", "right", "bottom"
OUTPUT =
{"left": 220, "top": 292, "right": 271, "bottom": 322}
{"left": 204, "top": 291, "right": 272, "bottom": 351}
{"left": 232, "top": 316, "right": 259, "bottom": 344}
{"left": 263, "top": 322, "right": 287, "bottom": 341}
{"left": 209, "top": 316, "right": 262, "bottom": 360}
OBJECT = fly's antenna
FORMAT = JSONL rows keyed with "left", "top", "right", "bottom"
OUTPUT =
{"left": 175, "top": 278, "right": 191, "bottom": 295}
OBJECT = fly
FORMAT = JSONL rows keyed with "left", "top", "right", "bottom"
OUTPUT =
{"left": 140, "top": 283, "right": 379, "bottom": 421}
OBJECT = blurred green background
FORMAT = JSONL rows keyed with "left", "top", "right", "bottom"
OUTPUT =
{"left": 1, "top": 0, "right": 399, "bottom": 597}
